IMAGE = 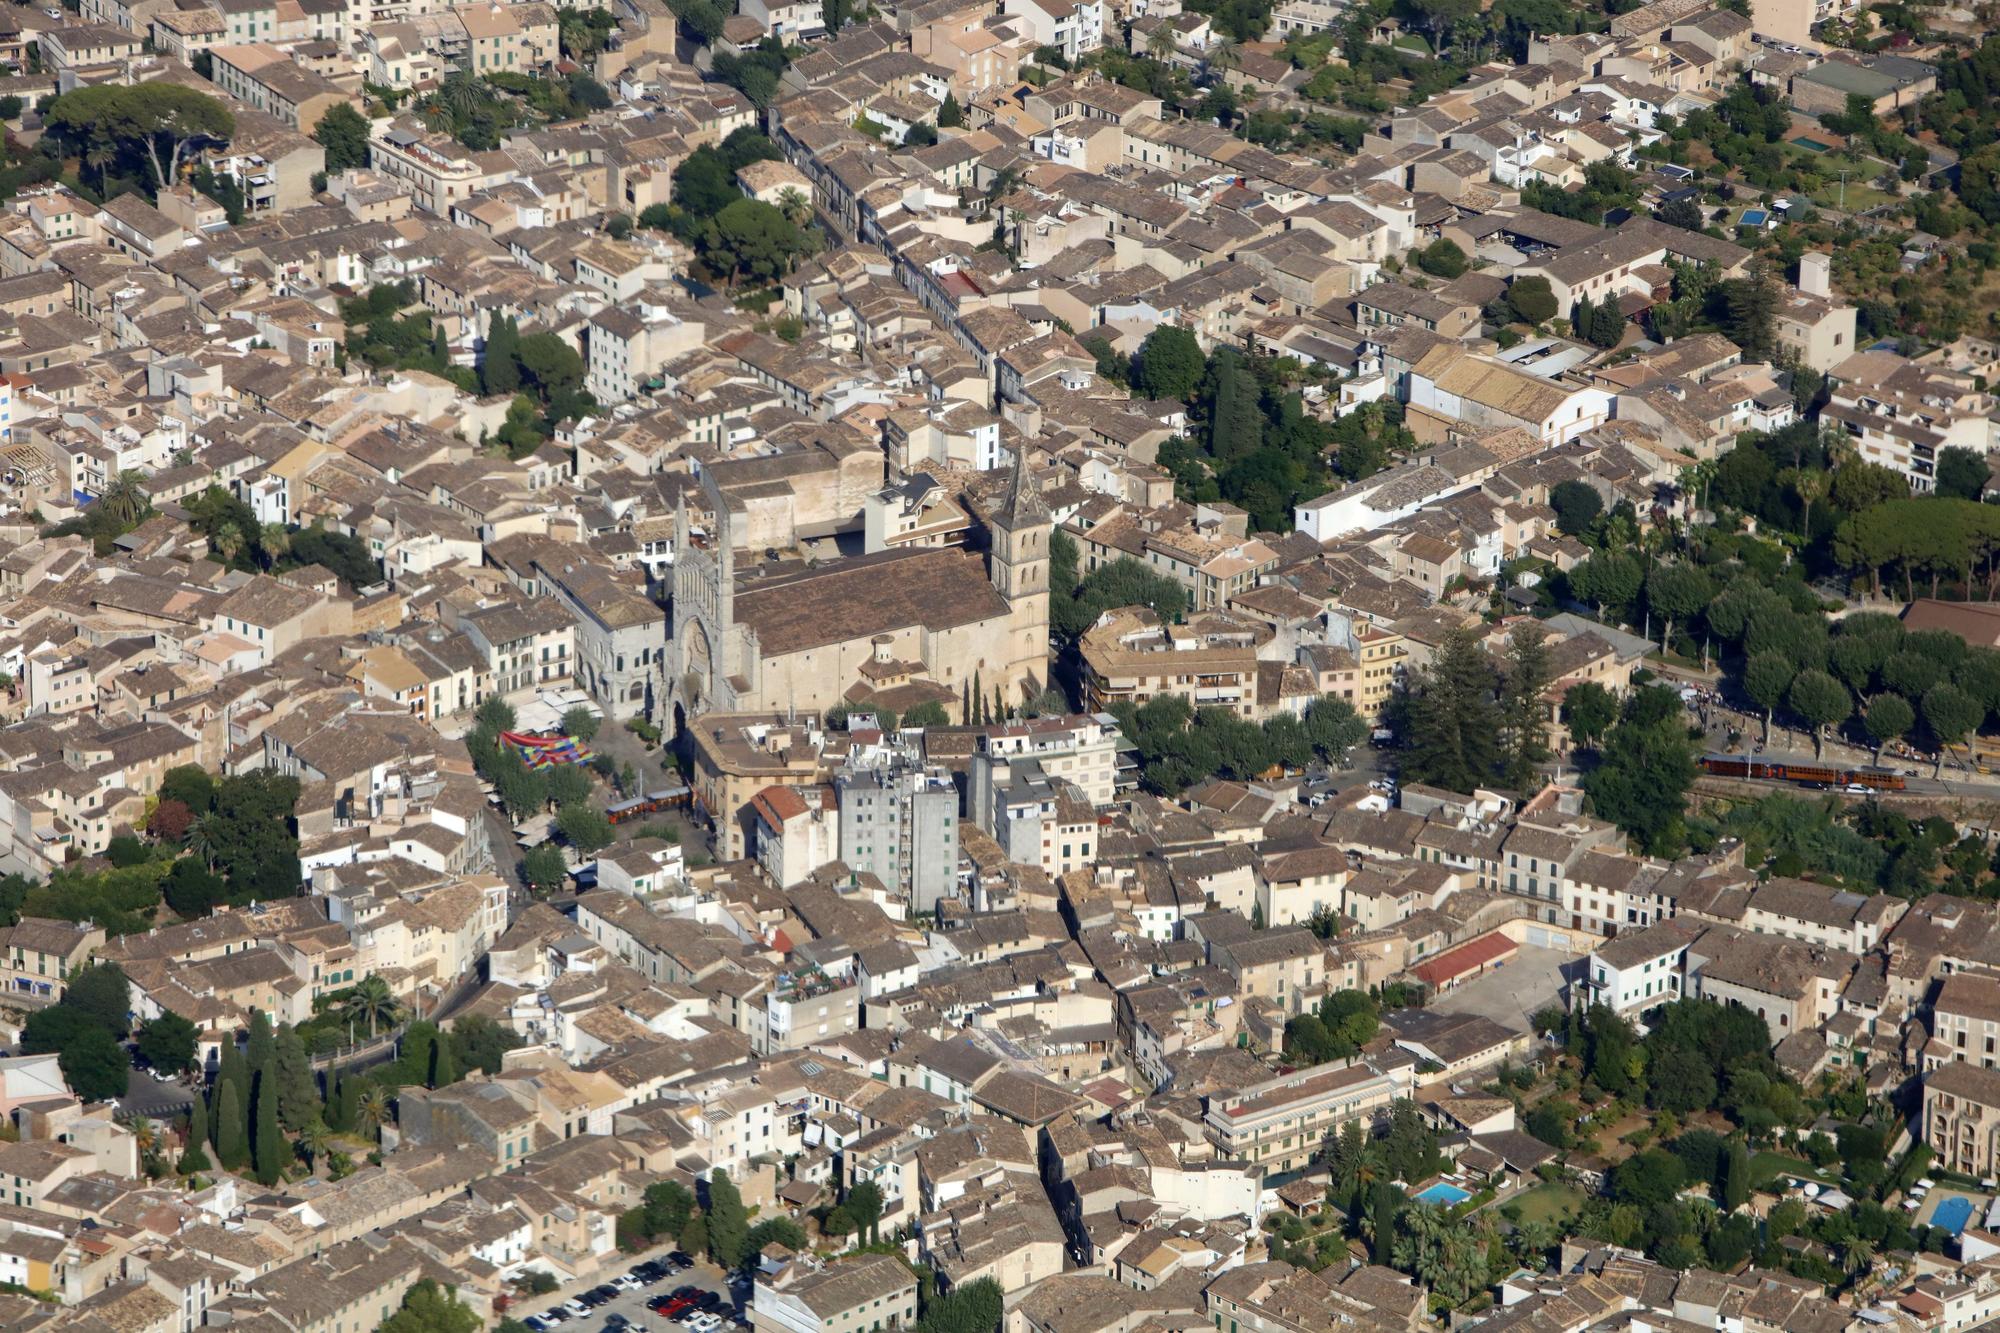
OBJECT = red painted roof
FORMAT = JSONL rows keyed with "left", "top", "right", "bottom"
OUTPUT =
{"left": 1411, "top": 931, "right": 1516, "bottom": 988}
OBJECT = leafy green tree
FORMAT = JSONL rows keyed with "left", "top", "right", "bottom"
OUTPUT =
{"left": 916, "top": 1278, "right": 1003, "bottom": 1333}
{"left": 1133, "top": 325, "right": 1204, "bottom": 402}
{"left": 1415, "top": 237, "right": 1467, "bottom": 278}
{"left": 556, "top": 805, "right": 613, "bottom": 855}
{"left": 1863, "top": 693, "right": 1915, "bottom": 760}
{"left": 705, "top": 1170, "right": 750, "bottom": 1269}
{"left": 1549, "top": 479, "right": 1602, "bottom": 536}
{"left": 708, "top": 198, "right": 814, "bottom": 284}
{"left": 449, "top": 1014, "right": 519, "bottom": 1076}
{"left": 1399, "top": 626, "right": 1501, "bottom": 793}
{"left": 1569, "top": 549, "right": 1642, "bottom": 618}
{"left": 560, "top": 706, "right": 601, "bottom": 741}
{"left": 644, "top": 1180, "right": 695, "bottom": 1238}
{"left": 313, "top": 103, "right": 370, "bottom": 172}
{"left": 1719, "top": 257, "right": 1779, "bottom": 361}
{"left": 1938, "top": 446, "right": 1990, "bottom": 500}
{"left": 1742, "top": 651, "right": 1796, "bottom": 745}
{"left": 522, "top": 843, "right": 569, "bottom": 896}
{"left": 845, "top": 1179, "right": 884, "bottom": 1243}
{"left": 1204, "top": 348, "right": 1263, "bottom": 462}
{"left": 1562, "top": 681, "right": 1618, "bottom": 749}
{"left": 1582, "top": 689, "right": 1697, "bottom": 853}
{"left": 65, "top": 962, "right": 131, "bottom": 1036}
{"left": 744, "top": 1216, "right": 808, "bottom": 1262}
{"left": 1788, "top": 669, "right": 1851, "bottom": 759}
{"left": 1646, "top": 563, "right": 1712, "bottom": 652}
{"left": 1499, "top": 624, "right": 1553, "bottom": 789}
{"left": 938, "top": 92, "right": 964, "bottom": 127}
{"left": 137, "top": 1012, "right": 199, "bottom": 1076}
{"left": 25, "top": 1008, "right": 130, "bottom": 1101}
{"left": 1656, "top": 195, "right": 1705, "bottom": 231}
{"left": 380, "top": 1280, "right": 482, "bottom": 1333}
{"left": 1925, "top": 681, "right": 1984, "bottom": 773}
{"left": 44, "top": 84, "right": 235, "bottom": 196}
{"left": 1505, "top": 275, "right": 1557, "bottom": 324}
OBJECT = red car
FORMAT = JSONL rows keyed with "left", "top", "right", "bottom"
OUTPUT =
{"left": 650, "top": 1297, "right": 696, "bottom": 1319}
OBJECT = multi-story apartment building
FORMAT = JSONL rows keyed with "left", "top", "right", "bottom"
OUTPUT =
{"left": 1929, "top": 973, "right": 2000, "bottom": 1072}
{"left": 0, "top": 918, "right": 103, "bottom": 1001}
{"left": 692, "top": 714, "right": 835, "bottom": 862}
{"left": 1080, "top": 608, "right": 1267, "bottom": 719}
{"left": 1824, "top": 349, "right": 2000, "bottom": 492}
{"left": 835, "top": 755, "right": 959, "bottom": 914}
{"left": 456, "top": 598, "right": 576, "bottom": 699}
{"left": 751, "top": 1255, "right": 916, "bottom": 1333}
{"left": 1203, "top": 1062, "right": 1412, "bottom": 1179}
{"left": 1571, "top": 918, "right": 1695, "bottom": 1024}
{"left": 969, "top": 713, "right": 1125, "bottom": 821}
{"left": 1742, "top": 878, "right": 1907, "bottom": 954}
{"left": 1924, "top": 1060, "right": 2000, "bottom": 1178}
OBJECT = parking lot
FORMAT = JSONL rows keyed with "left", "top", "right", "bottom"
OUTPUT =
{"left": 521, "top": 1251, "right": 745, "bottom": 1333}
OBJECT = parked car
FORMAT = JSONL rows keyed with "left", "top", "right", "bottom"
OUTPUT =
{"left": 606, "top": 1315, "right": 630, "bottom": 1329}
{"left": 613, "top": 1276, "right": 643, "bottom": 1292}
{"left": 695, "top": 1294, "right": 724, "bottom": 1313}
{"left": 666, "top": 1253, "right": 694, "bottom": 1272}
{"left": 655, "top": 1297, "right": 697, "bottom": 1320}
{"left": 688, "top": 1313, "right": 724, "bottom": 1333}
{"left": 564, "top": 1300, "right": 591, "bottom": 1318}
{"left": 542, "top": 1309, "right": 572, "bottom": 1324}
{"left": 582, "top": 1288, "right": 618, "bottom": 1308}
{"left": 525, "top": 1319, "right": 553, "bottom": 1332}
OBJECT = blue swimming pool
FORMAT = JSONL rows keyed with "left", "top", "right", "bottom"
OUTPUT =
{"left": 1413, "top": 1182, "right": 1472, "bottom": 1207}
{"left": 1934, "top": 1196, "right": 1975, "bottom": 1235}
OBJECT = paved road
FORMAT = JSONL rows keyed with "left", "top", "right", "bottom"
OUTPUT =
{"left": 120, "top": 1066, "right": 195, "bottom": 1120}
{"left": 517, "top": 1247, "right": 743, "bottom": 1333}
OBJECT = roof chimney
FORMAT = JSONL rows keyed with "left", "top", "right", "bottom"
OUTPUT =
{"left": 1799, "top": 251, "right": 1831, "bottom": 299}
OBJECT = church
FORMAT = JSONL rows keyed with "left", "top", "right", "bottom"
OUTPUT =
{"left": 666, "top": 453, "right": 1052, "bottom": 728}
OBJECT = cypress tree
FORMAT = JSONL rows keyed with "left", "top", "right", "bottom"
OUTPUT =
{"left": 483, "top": 315, "right": 521, "bottom": 396}
{"left": 971, "top": 671, "right": 983, "bottom": 724}
{"left": 427, "top": 1033, "right": 458, "bottom": 1090}
{"left": 252, "top": 1071, "right": 284, "bottom": 1185}
{"left": 181, "top": 1098, "right": 211, "bottom": 1174}
{"left": 340, "top": 1072, "right": 360, "bottom": 1132}
{"left": 705, "top": 1171, "right": 749, "bottom": 1269}
{"left": 215, "top": 1079, "right": 249, "bottom": 1170}
{"left": 215, "top": 1040, "right": 248, "bottom": 1139}
{"left": 246, "top": 1010, "right": 275, "bottom": 1078}
{"left": 1722, "top": 1139, "right": 1750, "bottom": 1211}
{"left": 960, "top": 680, "right": 970, "bottom": 723}
{"left": 272, "top": 1027, "right": 318, "bottom": 1133}
{"left": 430, "top": 324, "right": 449, "bottom": 368}
{"left": 1370, "top": 1181, "right": 1396, "bottom": 1265}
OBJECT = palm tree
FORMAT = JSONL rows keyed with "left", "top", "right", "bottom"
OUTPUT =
{"left": 355, "top": 1086, "right": 391, "bottom": 1142}
{"left": 259, "top": 523, "right": 290, "bottom": 569}
{"left": 84, "top": 141, "right": 116, "bottom": 191}
{"left": 343, "top": 975, "right": 401, "bottom": 1040}
{"left": 120, "top": 1113, "right": 159, "bottom": 1169}
{"left": 418, "top": 100, "right": 455, "bottom": 134}
{"left": 1841, "top": 1236, "right": 1875, "bottom": 1278}
{"left": 1782, "top": 466, "right": 1829, "bottom": 551}
{"left": 775, "top": 187, "right": 812, "bottom": 228}
{"left": 185, "top": 813, "right": 221, "bottom": 871}
{"left": 210, "top": 522, "right": 245, "bottom": 566}
{"left": 1146, "top": 24, "right": 1175, "bottom": 60}
{"left": 1205, "top": 37, "right": 1240, "bottom": 75}
{"left": 438, "top": 71, "right": 483, "bottom": 122}
{"left": 297, "top": 1118, "right": 333, "bottom": 1171}
{"left": 100, "top": 471, "right": 150, "bottom": 527}
{"left": 1511, "top": 1219, "right": 1555, "bottom": 1269}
